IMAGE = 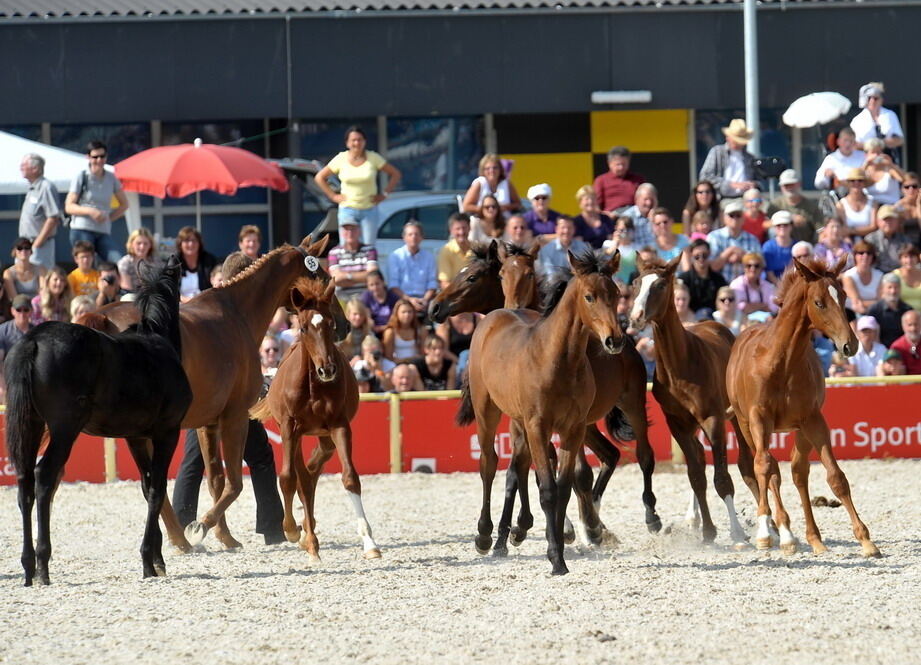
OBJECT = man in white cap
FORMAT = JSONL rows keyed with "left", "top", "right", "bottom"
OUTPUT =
{"left": 699, "top": 119, "right": 763, "bottom": 201}
{"left": 814, "top": 127, "right": 866, "bottom": 191}
{"left": 850, "top": 82, "right": 903, "bottom": 154}
{"left": 762, "top": 211, "right": 795, "bottom": 283}
{"left": 522, "top": 183, "right": 560, "bottom": 240}
{"left": 766, "top": 168, "right": 823, "bottom": 244}
{"left": 865, "top": 205, "right": 911, "bottom": 273}
{"left": 706, "top": 199, "right": 762, "bottom": 282}
{"left": 849, "top": 315, "right": 887, "bottom": 377}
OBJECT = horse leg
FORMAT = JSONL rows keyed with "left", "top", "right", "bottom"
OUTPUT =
{"left": 801, "top": 413, "right": 879, "bottom": 558}
{"left": 744, "top": 415, "right": 791, "bottom": 551}
{"left": 618, "top": 391, "right": 660, "bottom": 533}
{"left": 665, "top": 413, "right": 716, "bottom": 542}
{"left": 510, "top": 429, "right": 535, "bottom": 548}
{"left": 473, "top": 400, "right": 502, "bottom": 556}
{"left": 329, "top": 425, "right": 381, "bottom": 559}
{"left": 138, "top": 432, "right": 180, "bottom": 578}
{"left": 572, "top": 443, "right": 604, "bottom": 547}
{"left": 494, "top": 419, "right": 525, "bottom": 557}
{"left": 731, "top": 417, "right": 760, "bottom": 501}
{"left": 277, "top": 418, "right": 302, "bottom": 543}
{"left": 582, "top": 423, "right": 620, "bottom": 532}
{"left": 296, "top": 436, "right": 335, "bottom": 561}
{"left": 126, "top": 437, "right": 193, "bottom": 554}
{"left": 34, "top": 425, "right": 80, "bottom": 585}
{"left": 185, "top": 424, "right": 221, "bottom": 546}
{"left": 525, "top": 420, "right": 567, "bottom": 575}
{"left": 198, "top": 415, "right": 248, "bottom": 550}
{"left": 701, "top": 416, "right": 748, "bottom": 549}
{"left": 789, "top": 433, "right": 825, "bottom": 555}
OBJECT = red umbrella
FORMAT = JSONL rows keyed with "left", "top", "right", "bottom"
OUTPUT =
{"left": 115, "top": 138, "right": 289, "bottom": 230}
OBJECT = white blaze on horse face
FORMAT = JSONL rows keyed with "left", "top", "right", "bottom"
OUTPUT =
{"left": 631, "top": 273, "right": 658, "bottom": 322}
{"left": 827, "top": 284, "right": 840, "bottom": 306}
{"left": 310, "top": 313, "right": 324, "bottom": 328}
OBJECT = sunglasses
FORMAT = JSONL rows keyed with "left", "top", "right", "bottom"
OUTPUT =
{"left": 847, "top": 179, "right": 864, "bottom": 184}
{"left": 482, "top": 205, "right": 498, "bottom": 210}
{"left": 719, "top": 297, "right": 735, "bottom": 303}
{"left": 728, "top": 212, "right": 743, "bottom": 218}
{"left": 89, "top": 154, "right": 107, "bottom": 160}
{"left": 532, "top": 195, "right": 548, "bottom": 201}
{"left": 747, "top": 198, "right": 763, "bottom": 204}
{"left": 692, "top": 254, "right": 710, "bottom": 260}
{"left": 15, "top": 246, "right": 31, "bottom": 251}
{"left": 745, "top": 264, "right": 763, "bottom": 269}
{"left": 14, "top": 306, "right": 31, "bottom": 313}
{"left": 262, "top": 347, "right": 280, "bottom": 353}
{"left": 904, "top": 184, "right": 920, "bottom": 190}
{"left": 854, "top": 250, "right": 872, "bottom": 256}
{"left": 696, "top": 189, "right": 714, "bottom": 195}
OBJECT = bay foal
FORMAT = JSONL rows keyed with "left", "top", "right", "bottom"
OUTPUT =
{"left": 630, "top": 255, "right": 752, "bottom": 547}
{"left": 457, "top": 250, "right": 625, "bottom": 575}
{"left": 727, "top": 257, "right": 879, "bottom": 557}
{"left": 251, "top": 278, "right": 380, "bottom": 561}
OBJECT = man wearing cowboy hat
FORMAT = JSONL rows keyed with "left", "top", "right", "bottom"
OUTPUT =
{"left": 699, "top": 119, "right": 764, "bottom": 201}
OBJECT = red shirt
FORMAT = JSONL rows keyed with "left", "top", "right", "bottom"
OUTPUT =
{"left": 593, "top": 171, "right": 645, "bottom": 213}
{"left": 890, "top": 335, "right": 921, "bottom": 374}
{"left": 743, "top": 211, "right": 768, "bottom": 243}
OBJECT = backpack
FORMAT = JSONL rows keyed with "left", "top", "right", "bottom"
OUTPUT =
{"left": 61, "top": 171, "right": 88, "bottom": 227}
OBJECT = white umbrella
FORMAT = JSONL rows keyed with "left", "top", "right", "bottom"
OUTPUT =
{"left": 782, "top": 92, "right": 852, "bottom": 128}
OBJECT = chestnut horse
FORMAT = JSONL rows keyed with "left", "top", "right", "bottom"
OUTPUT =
{"left": 431, "top": 242, "right": 659, "bottom": 553}
{"left": 250, "top": 277, "right": 380, "bottom": 561}
{"left": 726, "top": 257, "right": 879, "bottom": 557}
{"left": 457, "top": 250, "right": 625, "bottom": 575}
{"left": 630, "top": 255, "right": 754, "bottom": 547}
{"left": 91, "top": 235, "right": 346, "bottom": 551}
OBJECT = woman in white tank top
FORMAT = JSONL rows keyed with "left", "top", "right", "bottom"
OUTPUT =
{"left": 461, "top": 154, "right": 521, "bottom": 214}
{"left": 382, "top": 299, "right": 425, "bottom": 362}
{"left": 841, "top": 241, "right": 883, "bottom": 313}
{"left": 836, "top": 167, "right": 876, "bottom": 237}
{"left": 863, "top": 138, "right": 905, "bottom": 206}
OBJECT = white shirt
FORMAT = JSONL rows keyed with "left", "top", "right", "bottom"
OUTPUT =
{"left": 724, "top": 150, "right": 746, "bottom": 194}
{"left": 813, "top": 149, "right": 867, "bottom": 189}
{"left": 850, "top": 107, "right": 903, "bottom": 145}
{"left": 848, "top": 341, "right": 887, "bottom": 377}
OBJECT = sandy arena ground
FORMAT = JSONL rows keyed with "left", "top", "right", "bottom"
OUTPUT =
{"left": 1, "top": 458, "right": 919, "bottom": 665}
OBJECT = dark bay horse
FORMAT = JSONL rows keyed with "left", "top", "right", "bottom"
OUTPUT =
{"left": 6, "top": 256, "right": 192, "bottom": 584}
{"left": 630, "top": 255, "right": 754, "bottom": 547}
{"left": 431, "top": 242, "right": 658, "bottom": 553}
{"left": 251, "top": 277, "right": 380, "bottom": 561}
{"left": 93, "top": 235, "right": 346, "bottom": 551}
{"left": 726, "top": 257, "right": 879, "bottom": 557}
{"left": 457, "top": 250, "right": 625, "bottom": 575}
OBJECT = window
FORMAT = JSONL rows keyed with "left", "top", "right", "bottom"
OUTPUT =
{"left": 300, "top": 119, "right": 379, "bottom": 165}
{"left": 387, "top": 117, "right": 484, "bottom": 191}
{"left": 51, "top": 122, "right": 151, "bottom": 164}
{"left": 695, "top": 109, "right": 792, "bottom": 178}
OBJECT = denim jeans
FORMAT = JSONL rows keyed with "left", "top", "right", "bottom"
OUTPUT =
{"left": 69, "top": 227, "right": 122, "bottom": 264}
{"left": 338, "top": 205, "right": 380, "bottom": 246}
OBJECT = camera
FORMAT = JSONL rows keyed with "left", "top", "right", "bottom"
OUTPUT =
{"left": 102, "top": 274, "right": 116, "bottom": 285}
{"left": 371, "top": 349, "right": 382, "bottom": 360}
{"left": 874, "top": 156, "right": 885, "bottom": 165}
{"left": 353, "top": 366, "right": 372, "bottom": 383}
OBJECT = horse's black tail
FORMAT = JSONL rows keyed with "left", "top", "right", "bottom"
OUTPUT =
{"left": 4, "top": 338, "right": 42, "bottom": 475}
{"left": 135, "top": 254, "right": 183, "bottom": 354}
{"left": 605, "top": 406, "right": 637, "bottom": 443}
{"left": 455, "top": 372, "right": 475, "bottom": 427}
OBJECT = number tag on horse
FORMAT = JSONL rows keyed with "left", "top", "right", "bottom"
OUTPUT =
{"left": 304, "top": 255, "right": 320, "bottom": 273}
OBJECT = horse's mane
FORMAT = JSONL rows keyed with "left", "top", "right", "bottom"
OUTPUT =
{"left": 291, "top": 275, "right": 328, "bottom": 301}
{"left": 466, "top": 242, "right": 500, "bottom": 269}
{"left": 637, "top": 254, "right": 667, "bottom": 273}
{"left": 775, "top": 257, "right": 836, "bottom": 308}
{"left": 135, "top": 254, "right": 182, "bottom": 353}
{"left": 500, "top": 242, "right": 532, "bottom": 258}
{"left": 217, "top": 244, "right": 292, "bottom": 289}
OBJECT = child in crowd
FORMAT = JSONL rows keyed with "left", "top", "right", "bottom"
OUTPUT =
{"left": 32, "top": 265, "right": 71, "bottom": 324}
{"left": 68, "top": 240, "right": 100, "bottom": 297}
{"left": 412, "top": 335, "right": 456, "bottom": 391}
{"left": 689, "top": 211, "right": 714, "bottom": 241}
{"left": 339, "top": 298, "right": 374, "bottom": 360}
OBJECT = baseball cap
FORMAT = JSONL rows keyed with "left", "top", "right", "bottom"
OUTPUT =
{"left": 778, "top": 169, "right": 800, "bottom": 186}
{"left": 877, "top": 205, "right": 899, "bottom": 220}
{"left": 724, "top": 200, "right": 744, "bottom": 215}
{"left": 884, "top": 349, "right": 902, "bottom": 361}
{"left": 12, "top": 294, "right": 31, "bottom": 310}
{"left": 339, "top": 218, "right": 359, "bottom": 228}
{"left": 771, "top": 211, "right": 793, "bottom": 227}
{"left": 856, "top": 315, "right": 879, "bottom": 331}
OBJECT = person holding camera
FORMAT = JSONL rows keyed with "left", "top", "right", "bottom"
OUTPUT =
{"left": 94, "top": 262, "right": 122, "bottom": 308}
{"left": 862, "top": 138, "right": 905, "bottom": 206}
{"left": 351, "top": 335, "right": 394, "bottom": 392}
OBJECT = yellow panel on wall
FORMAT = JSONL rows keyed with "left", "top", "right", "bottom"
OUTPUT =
{"left": 503, "top": 152, "right": 594, "bottom": 217}
{"left": 590, "top": 109, "right": 690, "bottom": 154}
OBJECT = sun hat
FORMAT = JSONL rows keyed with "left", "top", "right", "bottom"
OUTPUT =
{"left": 771, "top": 211, "right": 793, "bottom": 227}
{"left": 877, "top": 204, "right": 899, "bottom": 220}
{"left": 722, "top": 119, "right": 754, "bottom": 144}
{"left": 845, "top": 167, "right": 866, "bottom": 182}
{"left": 527, "top": 183, "right": 552, "bottom": 200}
{"left": 778, "top": 169, "right": 800, "bottom": 186}
{"left": 724, "top": 199, "right": 745, "bottom": 215}
{"left": 856, "top": 315, "right": 879, "bottom": 331}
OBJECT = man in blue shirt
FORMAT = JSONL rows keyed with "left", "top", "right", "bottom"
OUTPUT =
{"left": 707, "top": 200, "right": 762, "bottom": 282}
{"left": 387, "top": 220, "right": 437, "bottom": 315}
{"left": 537, "top": 216, "right": 590, "bottom": 277}
{"left": 762, "top": 211, "right": 795, "bottom": 283}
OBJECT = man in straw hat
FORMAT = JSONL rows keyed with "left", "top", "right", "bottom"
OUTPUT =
{"left": 699, "top": 118, "right": 763, "bottom": 202}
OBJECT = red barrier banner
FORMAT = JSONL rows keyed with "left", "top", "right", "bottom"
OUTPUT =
{"left": 1, "top": 383, "right": 918, "bottom": 485}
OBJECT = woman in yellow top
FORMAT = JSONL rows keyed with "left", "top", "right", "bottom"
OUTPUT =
{"left": 315, "top": 126, "right": 402, "bottom": 245}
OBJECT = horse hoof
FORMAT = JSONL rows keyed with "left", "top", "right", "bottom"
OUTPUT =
{"left": 284, "top": 530, "right": 300, "bottom": 544}
{"left": 601, "top": 530, "right": 621, "bottom": 548}
{"left": 733, "top": 540, "right": 753, "bottom": 552}
{"left": 509, "top": 528, "right": 527, "bottom": 547}
{"left": 363, "top": 548, "right": 382, "bottom": 560}
{"left": 492, "top": 546, "right": 508, "bottom": 558}
{"left": 550, "top": 564, "right": 569, "bottom": 576}
{"left": 154, "top": 563, "right": 167, "bottom": 577}
{"left": 781, "top": 541, "right": 798, "bottom": 555}
{"left": 184, "top": 521, "right": 208, "bottom": 546}
{"left": 646, "top": 517, "right": 662, "bottom": 534}
{"left": 862, "top": 542, "right": 881, "bottom": 558}
{"left": 474, "top": 535, "right": 492, "bottom": 556}
{"left": 563, "top": 530, "right": 576, "bottom": 545}
{"left": 308, "top": 553, "right": 321, "bottom": 564}
{"left": 755, "top": 537, "right": 773, "bottom": 551}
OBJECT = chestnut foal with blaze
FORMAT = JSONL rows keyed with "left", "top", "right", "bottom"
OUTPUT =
{"left": 251, "top": 277, "right": 380, "bottom": 561}
{"left": 727, "top": 257, "right": 879, "bottom": 557}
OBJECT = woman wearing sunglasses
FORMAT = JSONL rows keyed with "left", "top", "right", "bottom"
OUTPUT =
{"left": 712, "top": 286, "right": 744, "bottom": 337}
{"left": 895, "top": 171, "right": 920, "bottom": 246}
{"left": 835, "top": 168, "right": 877, "bottom": 238}
{"left": 681, "top": 180, "right": 720, "bottom": 236}
{"left": 468, "top": 194, "right": 506, "bottom": 243}
{"left": 729, "top": 252, "right": 777, "bottom": 316}
{"left": 841, "top": 241, "right": 883, "bottom": 315}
